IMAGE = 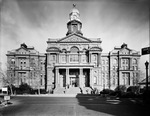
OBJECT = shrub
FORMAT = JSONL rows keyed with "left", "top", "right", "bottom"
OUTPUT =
{"left": 127, "top": 86, "right": 140, "bottom": 94}
{"left": 100, "top": 89, "right": 114, "bottom": 95}
{"left": 17, "top": 83, "right": 32, "bottom": 94}
{"left": 115, "top": 85, "right": 127, "bottom": 92}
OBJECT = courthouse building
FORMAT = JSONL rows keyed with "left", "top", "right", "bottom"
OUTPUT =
{"left": 6, "top": 5, "right": 141, "bottom": 93}
{"left": 46, "top": 5, "right": 140, "bottom": 93}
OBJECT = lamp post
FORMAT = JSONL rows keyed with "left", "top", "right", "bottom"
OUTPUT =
{"left": 117, "top": 51, "right": 120, "bottom": 91}
{"left": 145, "top": 61, "right": 149, "bottom": 93}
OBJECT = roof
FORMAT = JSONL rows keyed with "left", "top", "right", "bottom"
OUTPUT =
{"left": 47, "top": 33, "right": 101, "bottom": 43}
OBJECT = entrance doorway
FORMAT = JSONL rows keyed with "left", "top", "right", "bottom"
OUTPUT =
{"left": 70, "top": 77, "right": 78, "bottom": 87}
{"left": 69, "top": 69, "right": 79, "bottom": 87}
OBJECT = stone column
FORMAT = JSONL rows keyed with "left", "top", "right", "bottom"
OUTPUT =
{"left": 79, "top": 68, "right": 83, "bottom": 87}
{"left": 55, "top": 68, "right": 59, "bottom": 88}
{"left": 66, "top": 68, "right": 69, "bottom": 87}
{"left": 58, "top": 68, "right": 60, "bottom": 86}
{"left": 90, "top": 68, "right": 93, "bottom": 87}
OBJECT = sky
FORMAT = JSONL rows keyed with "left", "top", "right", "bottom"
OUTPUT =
{"left": 0, "top": 0, "right": 149, "bottom": 76}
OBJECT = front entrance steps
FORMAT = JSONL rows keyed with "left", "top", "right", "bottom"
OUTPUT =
{"left": 53, "top": 87, "right": 66, "bottom": 94}
{"left": 53, "top": 87, "right": 93, "bottom": 94}
{"left": 66, "top": 87, "right": 81, "bottom": 94}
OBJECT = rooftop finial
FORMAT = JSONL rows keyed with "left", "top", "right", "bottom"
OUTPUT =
{"left": 73, "top": 4, "right": 76, "bottom": 8}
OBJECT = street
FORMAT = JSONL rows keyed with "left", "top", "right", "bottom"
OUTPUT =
{"left": 0, "top": 95, "right": 149, "bottom": 116}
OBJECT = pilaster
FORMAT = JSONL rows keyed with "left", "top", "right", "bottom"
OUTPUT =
{"left": 130, "top": 58, "right": 132, "bottom": 70}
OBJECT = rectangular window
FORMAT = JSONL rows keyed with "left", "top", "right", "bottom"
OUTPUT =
{"left": 52, "top": 55, "right": 56, "bottom": 61}
{"left": 82, "top": 55, "right": 87, "bottom": 63}
{"left": 61, "top": 55, "right": 66, "bottom": 63}
{"left": 70, "top": 54, "right": 79, "bottom": 63}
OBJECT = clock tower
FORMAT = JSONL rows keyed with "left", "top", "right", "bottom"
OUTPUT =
{"left": 66, "top": 4, "right": 83, "bottom": 36}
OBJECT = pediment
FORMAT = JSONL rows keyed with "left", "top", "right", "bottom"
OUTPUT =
{"left": 16, "top": 47, "right": 28, "bottom": 52}
{"left": 58, "top": 34, "right": 92, "bottom": 43}
{"left": 120, "top": 48, "right": 130, "bottom": 54}
{"left": 16, "top": 48, "right": 29, "bottom": 53}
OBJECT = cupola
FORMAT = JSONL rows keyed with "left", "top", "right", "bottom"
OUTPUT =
{"left": 66, "top": 4, "right": 83, "bottom": 36}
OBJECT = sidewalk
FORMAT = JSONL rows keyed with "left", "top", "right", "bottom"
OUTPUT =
{"left": 11, "top": 93, "right": 100, "bottom": 97}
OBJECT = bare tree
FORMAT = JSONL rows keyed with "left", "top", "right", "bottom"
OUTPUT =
{"left": 1, "top": 70, "right": 16, "bottom": 95}
{"left": 30, "top": 57, "right": 42, "bottom": 94}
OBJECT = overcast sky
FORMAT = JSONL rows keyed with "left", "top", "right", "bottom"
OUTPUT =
{"left": 0, "top": 0, "right": 149, "bottom": 75}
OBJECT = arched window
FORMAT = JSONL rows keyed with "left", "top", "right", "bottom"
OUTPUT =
{"left": 70, "top": 46, "right": 79, "bottom": 63}
{"left": 133, "top": 59, "right": 137, "bottom": 64}
{"left": 70, "top": 46, "right": 79, "bottom": 53}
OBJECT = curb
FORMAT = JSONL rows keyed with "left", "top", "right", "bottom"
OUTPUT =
{"left": 11, "top": 94, "right": 100, "bottom": 97}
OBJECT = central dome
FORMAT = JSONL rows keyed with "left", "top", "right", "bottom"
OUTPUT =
{"left": 70, "top": 6, "right": 79, "bottom": 14}
{"left": 69, "top": 4, "right": 80, "bottom": 22}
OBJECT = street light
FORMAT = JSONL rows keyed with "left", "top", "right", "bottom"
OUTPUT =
{"left": 145, "top": 61, "right": 149, "bottom": 93}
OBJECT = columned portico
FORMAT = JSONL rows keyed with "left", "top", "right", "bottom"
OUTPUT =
{"left": 54, "top": 67, "right": 92, "bottom": 88}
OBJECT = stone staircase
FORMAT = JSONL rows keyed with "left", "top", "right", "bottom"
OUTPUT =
{"left": 53, "top": 87, "right": 65, "bottom": 94}
{"left": 53, "top": 87, "right": 93, "bottom": 94}
{"left": 66, "top": 87, "right": 81, "bottom": 94}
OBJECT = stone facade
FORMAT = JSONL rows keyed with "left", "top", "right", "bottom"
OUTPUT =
{"left": 6, "top": 43, "right": 46, "bottom": 89}
{"left": 46, "top": 33, "right": 102, "bottom": 91}
{"left": 101, "top": 43, "right": 141, "bottom": 90}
